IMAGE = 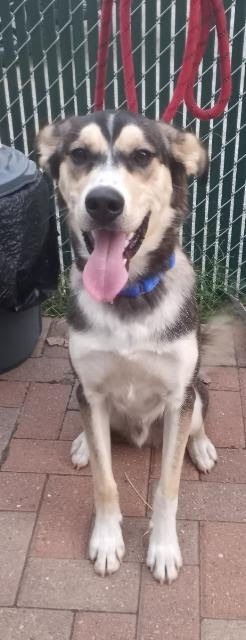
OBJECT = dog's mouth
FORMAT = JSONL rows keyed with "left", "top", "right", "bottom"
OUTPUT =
{"left": 82, "top": 213, "right": 150, "bottom": 303}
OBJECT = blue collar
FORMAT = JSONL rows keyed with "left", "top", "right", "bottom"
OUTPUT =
{"left": 119, "top": 253, "right": 175, "bottom": 298}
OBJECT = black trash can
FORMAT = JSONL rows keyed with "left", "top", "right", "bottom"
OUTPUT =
{"left": 0, "top": 145, "right": 59, "bottom": 373}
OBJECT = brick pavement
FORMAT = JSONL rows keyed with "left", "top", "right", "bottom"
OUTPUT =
{"left": 0, "top": 312, "right": 245, "bottom": 639}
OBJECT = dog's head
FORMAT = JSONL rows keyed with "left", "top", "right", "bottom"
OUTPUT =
{"left": 37, "top": 111, "right": 207, "bottom": 302}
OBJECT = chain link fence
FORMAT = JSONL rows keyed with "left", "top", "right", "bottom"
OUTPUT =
{"left": 0, "top": 0, "right": 245, "bottom": 306}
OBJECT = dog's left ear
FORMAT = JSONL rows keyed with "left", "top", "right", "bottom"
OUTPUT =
{"left": 36, "top": 119, "right": 71, "bottom": 180}
{"left": 159, "top": 123, "right": 208, "bottom": 176}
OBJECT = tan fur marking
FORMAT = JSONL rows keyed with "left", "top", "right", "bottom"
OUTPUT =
{"left": 159, "top": 409, "right": 193, "bottom": 500}
{"left": 38, "top": 124, "right": 57, "bottom": 168}
{"left": 74, "top": 123, "right": 109, "bottom": 154}
{"left": 114, "top": 124, "right": 154, "bottom": 154}
{"left": 171, "top": 132, "right": 207, "bottom": 176}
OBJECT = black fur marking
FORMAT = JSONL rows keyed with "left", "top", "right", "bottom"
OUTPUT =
{"left": 160, "top": 292, "right": 198, "bottom": 342}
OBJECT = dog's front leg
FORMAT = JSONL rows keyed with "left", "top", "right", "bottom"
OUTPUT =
{"left": 147, "top": 399, "right": 191, "bottom": 584}
{"left": 85, "top": 398, "right": 125, "bottom": 576}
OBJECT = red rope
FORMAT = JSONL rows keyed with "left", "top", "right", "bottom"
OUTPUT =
{"left": 93, "top": 0, "right": 232, "bottom": 122}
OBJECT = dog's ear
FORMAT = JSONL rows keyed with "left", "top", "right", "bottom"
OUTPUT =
{"left": 159, "top": 123, "right": 208, "bottom": 177}
{"left": 36, "top": 120, "right": 70, "bottom": 180}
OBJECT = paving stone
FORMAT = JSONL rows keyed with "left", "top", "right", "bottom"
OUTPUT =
{"left": 201, "top": 522, "right": 246, "bottom": 618}
{"left": 122, "top": 517, "right": 199, "bottom": 565}
{"left": 15, "top": 383, "right": 71, "bottom": 439}
{"left": 73, "top": 612, "right": 136, "bottom": 640}
{"left": 18, "top": 558, "right": 141, "bottom": 612}
{"left": 0, "top": 608, "right": 73, "bottom": 640}
{"left": 205, "top": 390, "right": 245, "bottom": 448}
{"left": 234, "top": 320, "right": 246, "bottom": 367}
{"left": 112, "top": 445, "right": 151, "bottom": 517}
{"left": 201, "top": 619, "right": 246, "bottom": 640}
{"left": 43, "top": 343, "right": 69, "bottom": 358}
{"left": 68, "top": 383, "right": 79, "bottom": 411}
{"left": 59, "top": 410, "right": 82, "bottom": 440}
{"left": 138, "top": 566, "right": 200, "bottom": 640}
{"left": 205, "top": 366, "right": 239, "bottom": 391}
{"left": 0, "top": 407, "right": 19, "bottom": 464}
{"left": 201, "top": 448, "right": 246, "bottom": 483}
{"left": 0, "top": 357, "right": 73, "bottom": 384}
{"left": 31, "top": 317, "right": 52, "bottom": 357}
{"left": 2, "top": 439, "right": 89, "bottom": 475}
{"left": 0, "top": 472, "right": 45, "bottom": 511}
{"left": 30, "top": 475, "right": 92, "bottom": 558}
{"left": 0, "top": 512, "right": 35, "bottom": 605}
{"left": 150, "top": 449, "right": 198, "bottom": 480}
{"left": 0, "top": 381, "right": 28, "bottom": 407}
{"left": 149, "top": 480, "right": 246, "bottom": 522}
{"left": 239, "top": 368, "right": 246, "bottom": 418}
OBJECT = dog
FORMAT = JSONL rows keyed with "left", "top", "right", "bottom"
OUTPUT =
{"left": 37, "top": 110, "right": 217, "bottom": 584}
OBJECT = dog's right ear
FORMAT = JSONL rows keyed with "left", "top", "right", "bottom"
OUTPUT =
{"left": 36, "top": 120, "right": 68, "bottom": 180}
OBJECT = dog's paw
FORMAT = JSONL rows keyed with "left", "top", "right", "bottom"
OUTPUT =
{"left": 70, "top": 432, "right": 90, "bottom": 468}
{"left": 146, "top": 534, "right": 182, "bottom": 584}
{"left": 188, "top": 434, "right": 217, "bottom": 473}
{"left": 89, "top": 516, "right": 125, "bottom": 576}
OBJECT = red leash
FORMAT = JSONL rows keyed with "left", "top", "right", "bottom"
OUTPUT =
{"left": 94, "top": 0, "right": 231, "bottom": 122}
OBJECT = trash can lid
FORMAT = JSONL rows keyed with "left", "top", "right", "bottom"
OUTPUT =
{"left": 0, "top": 145, "right": 38, "bottom": 197}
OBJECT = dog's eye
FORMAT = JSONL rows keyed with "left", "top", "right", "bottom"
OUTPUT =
{"left": 131, "top": 148, "right": 153, "bottom": 167}
{"left": 70, "top": 147, "right": 88, "bottom": 165}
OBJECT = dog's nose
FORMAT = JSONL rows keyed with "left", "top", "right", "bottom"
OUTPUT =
{"left": 85, "top": 187, "right": 124, "bottom": 224}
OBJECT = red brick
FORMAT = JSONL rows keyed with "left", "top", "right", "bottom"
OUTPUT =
{"left": 0, "top": 472, "right": 45, "bottom": 511}
{"left": 31, "top": 317, "right": 52, "bottom": 357}
{"left": 206, "top": 366, "right": 239, "bottom": 391}
{"left": 0, "top": 381, "right": 28, "bottom": 407}
{"left": 178, "top": 480, "right": 246, "bottom": 522}
{"left": 73, "top": 613, "right": 136, "bottom": 640}
{"left": 112, "top": 445, "right": 151, "bottom": 516}
{"left": 201, "top": 522, "right": 246, "bottom": 618}
{"left": 239, "top": 368, "right": 246, "bottom": 418}
{"left": 2, "top": 439, "right": 89, "bottom": 475}
{"left": 202, "top": 448, "right": 246, "bottom": 483}
{"left": 0, "top": 357, "right": 73, "bottom": 384}
{"left": 201, "top": 619, "right": 246, "bottom": 640}
{"left": 15, "top": 383, "right": 71, "bottom": 439}
{"left": 151, "top": 449, "right": 198, "bottom": 480}
{"left": 68, "top": 383, "right": 79, "bottom": 411}
{"left": 0, "top": 608, "right": 73, "bottom": 640}
{"left": 30, "top": 475, "right": 92, "bottom": 558}
{"left": 59, "top": 410, "right": 82, "bottom": 440}
{"left": 205, "top": 390, "right": 245, "bottom": 448}
{"left": 122, "top": 517, "right": 198, "bottom": 565}
{"left": 18, "top": 558, "right": 141, "bottom": 611}
{"left": 234, "top": 321, "right": 246, "bottom": 367}
{"left": 0, "top": 512, "right": 35, "bottom": 605}
{"left": 0, "top": 407, "right": 19, "bottom": 464}
{"left": 149, "top": 479, "right": 246, "bottom": 522}
{"left": 138, "top": 566, "right": 200, "bottom": 640}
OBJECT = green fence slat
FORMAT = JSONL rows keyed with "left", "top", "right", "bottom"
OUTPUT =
{"left": 14, "top": 0, "right": 36, "bottom": 155}
{"left": 71, "top": 0, "right": 87, "bottom": 114}
{"left": 26, "top": 0, "right": 48, "bottom": 129}
{"left": 41, "top": 0, "right": 61, "bottom": 121}
{"left": 0, "top": 0, "right": 24, "bottom": 151}
{"left": 56, "top": 0, "right": 75, "bottom": 116}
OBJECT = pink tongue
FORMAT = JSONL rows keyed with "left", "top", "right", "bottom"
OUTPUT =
{"left": 82, "top": 230, "right": 128, "bottom": 302}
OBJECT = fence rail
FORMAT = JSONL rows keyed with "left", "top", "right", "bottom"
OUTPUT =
{"left": 0, "top": 0, "right": 245, "bottom": 296}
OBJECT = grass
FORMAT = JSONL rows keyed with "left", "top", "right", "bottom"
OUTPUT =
{"left": 42, "top": 261, "right": 241, "bottom": 321}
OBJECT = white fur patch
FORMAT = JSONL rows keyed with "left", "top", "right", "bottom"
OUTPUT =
{"left": 71, "top": 432, "right": 90, "bottom": 468}
{"left": 147, "top": 493, "right": 182, "bottom": 583}
{"left": 90, "top": 513, "right": 125, "bottom": 576}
